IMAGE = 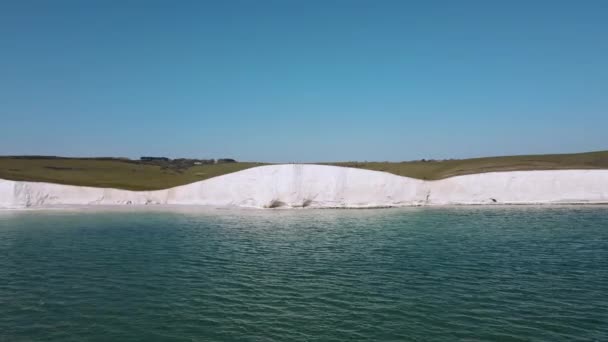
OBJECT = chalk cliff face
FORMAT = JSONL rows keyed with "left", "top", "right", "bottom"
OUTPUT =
{"left": 429, "top": 170, "right": 608, "bottom": 205}
{"left": 1, "top": 165, "right": 608, "bottom": 209}
{"left": 164, "top": 164, "right": 429, "bottom": 208}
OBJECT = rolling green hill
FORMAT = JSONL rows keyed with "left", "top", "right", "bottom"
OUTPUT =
{"left": 0, "top": 157, "right": 263, "bottom": 191}
{"left": 328, "top": 150, "right": 608, "bottom": 180}
{"left": 1, "top": 151, "right": 607, "bottom": 190}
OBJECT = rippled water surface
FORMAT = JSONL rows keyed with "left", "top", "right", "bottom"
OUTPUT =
{"left": 1, "top": 207, "right": 607, "bottom": 341}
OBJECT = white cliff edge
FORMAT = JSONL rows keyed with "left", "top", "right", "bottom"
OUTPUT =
{"left": 1, "top": 165, "right": 608, "bottom": 209}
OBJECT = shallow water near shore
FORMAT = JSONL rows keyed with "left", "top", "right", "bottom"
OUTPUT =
{"left": 1, "top": 206, "right": 607, "bottom": 341}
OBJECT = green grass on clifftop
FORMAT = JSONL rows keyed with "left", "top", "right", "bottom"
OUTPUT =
{"left": 1, "top": 151, "right": 607, "bottom": 190}
{"left": 327, "top": 150, "right": 608, "bottom": 180}
{"left": 0, "top": 158, "right": 263, "bottom": 191}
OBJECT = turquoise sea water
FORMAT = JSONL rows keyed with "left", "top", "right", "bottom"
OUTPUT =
{"left": 0, "top": 206, "right": 607, "bottom": 341}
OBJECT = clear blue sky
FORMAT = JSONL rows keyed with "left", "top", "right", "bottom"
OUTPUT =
{"left": 1, "top": 0, "right": 606, "bottom": 162}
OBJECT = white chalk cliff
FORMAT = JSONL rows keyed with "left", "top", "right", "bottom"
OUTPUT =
{"left": 1, "top": 165, "right": 608, "bottom": 209}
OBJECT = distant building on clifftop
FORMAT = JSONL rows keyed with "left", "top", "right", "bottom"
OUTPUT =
{"left": 140, "top": 156, "right": 170, "bottom": 162}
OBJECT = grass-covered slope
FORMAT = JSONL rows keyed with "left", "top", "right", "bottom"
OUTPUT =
{"left": 0, "top": 151, "right": 607, "bottom": 190}
{"left": 328, "top": 150, "right": 608, "bottom": 180}
{"left": 0, "top": 157, "right": 263, "bottom": 190}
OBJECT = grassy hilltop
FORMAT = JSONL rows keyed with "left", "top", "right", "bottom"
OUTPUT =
{"left": 0, "top": 157, "right": 263, "bottom": 191}
{"left": 329, "top": 150, "right": 608, "bottom": 180}
{"left": 0, "top": 151, "right": 607, "bottom": 190}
